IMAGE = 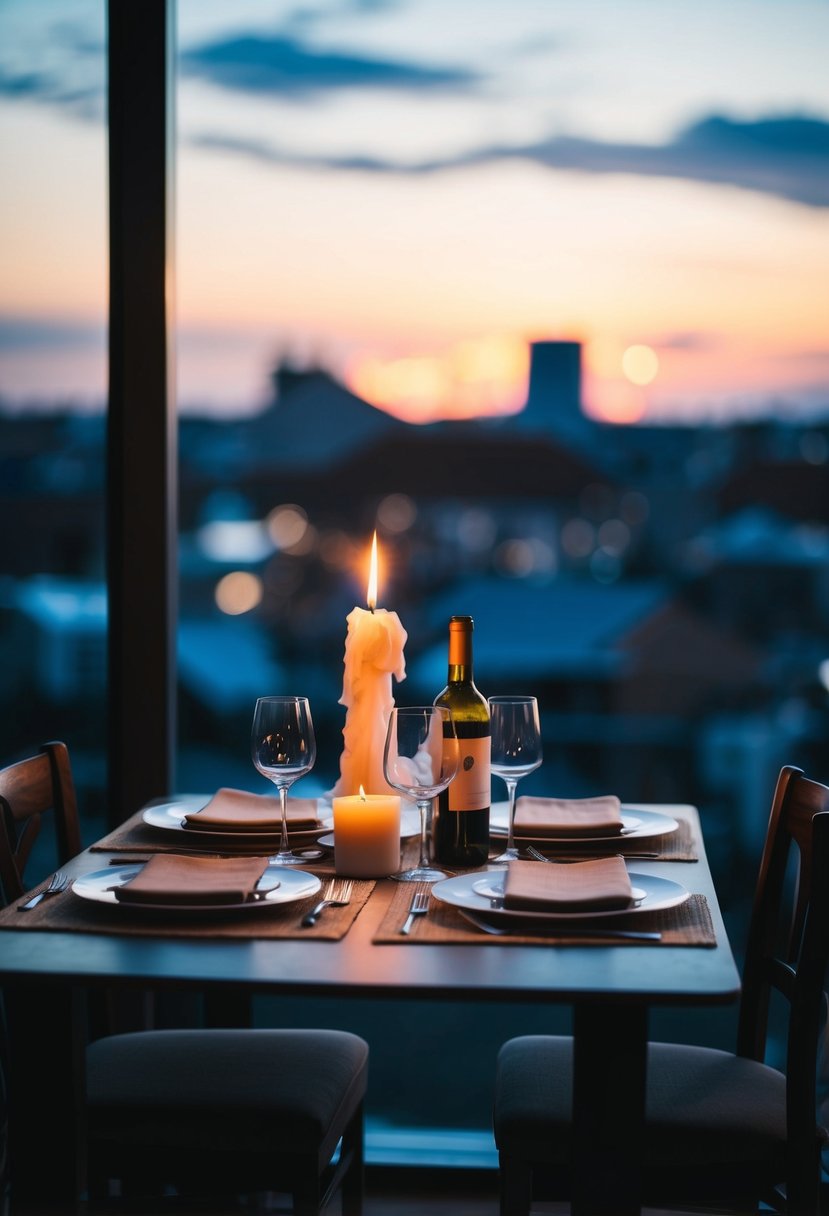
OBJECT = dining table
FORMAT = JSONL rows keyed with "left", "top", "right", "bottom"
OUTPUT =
{"left": 0, "top": 798, "right": 740, "bottom": 1216}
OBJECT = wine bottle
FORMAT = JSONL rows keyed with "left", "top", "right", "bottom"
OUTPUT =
{"left": 432, "top": 615, "right": 490, "bottom": 868}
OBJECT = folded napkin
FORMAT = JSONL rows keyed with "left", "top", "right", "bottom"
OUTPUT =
{"left": 512, "top": 795, "right": 623, "bottom": 838}
{"left": 183, "top": 788, "right": 320, "bottom": 833}
{"left": 113, "top": 854, "right": 271, "bottom": 906}
{"left": 503, "top": 856, "right": 633, "bottom": 913}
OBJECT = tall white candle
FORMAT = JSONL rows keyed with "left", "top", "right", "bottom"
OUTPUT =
{"left": 329, "top": 533, "right": 407, "bottom": 799}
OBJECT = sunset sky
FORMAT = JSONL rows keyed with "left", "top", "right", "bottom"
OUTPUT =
{"left": 1, "top": 0, "right": 828, "bottom": 424}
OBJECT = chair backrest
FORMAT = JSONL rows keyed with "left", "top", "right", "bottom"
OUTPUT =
{"left": 0, "top": 741, "right": 81, "bottom": 904}
{"left": 737, "top": 766, "right": 829, "bottom": 1194}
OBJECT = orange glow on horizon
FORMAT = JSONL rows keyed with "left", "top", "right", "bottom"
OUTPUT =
{"left": 346, "top": 335, "right": 529, "bottom": 422}
{"left": 583, "top": 375, "right": 648, "bottom": 424}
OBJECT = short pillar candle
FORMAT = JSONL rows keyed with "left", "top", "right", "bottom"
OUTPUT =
{"left": 333, "top": 790, "right": 401, "bottom": 878}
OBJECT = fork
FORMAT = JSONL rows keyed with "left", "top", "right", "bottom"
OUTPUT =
{"left": 19, "top": 870, "right": 70, "bottom": 910}
{"left": 525, "top": 845, "right": 659, "bottom": 863}
{"left": 399, "top": 886, "right": 430, "bottom": 935}
{"left": 301, "top": 879, "right": 353, "bottom": 927}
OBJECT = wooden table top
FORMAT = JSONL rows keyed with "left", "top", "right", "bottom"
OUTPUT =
{"left": 0, "top": 803, "right": 740, "bottom": 1008}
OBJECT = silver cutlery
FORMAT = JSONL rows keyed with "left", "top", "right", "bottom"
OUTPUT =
{"left": 246, "top": 880, "right": 281, "bottom": 902}
{"left": 301, "top": 879, "right": 353, "bottom": 927}
{"left": 458, "top": 909, "right": 661, "bottom": 941}
{"left": 399, "top": 887, "right": 430, "bottom": 935}
{"left": 524, "top": 845, "right": 659, "bottom": 863}
{"left": 19, "top": 870, "right": 70, "bottom": 910}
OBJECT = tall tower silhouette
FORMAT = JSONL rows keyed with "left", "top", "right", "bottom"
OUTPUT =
{"left": 513, "top": 340, "right": 591, "bottom": 450}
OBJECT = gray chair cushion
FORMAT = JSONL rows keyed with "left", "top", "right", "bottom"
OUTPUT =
{"left": 494, "top": 1035, "right": 787, "bottom": 1180}
{"left": 87, "top": 1028, "right": 368, "bottom": 1163}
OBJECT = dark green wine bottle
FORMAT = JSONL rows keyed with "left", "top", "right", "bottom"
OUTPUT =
{"left": 433, "top": 615, "right": 490, "bottom": 868}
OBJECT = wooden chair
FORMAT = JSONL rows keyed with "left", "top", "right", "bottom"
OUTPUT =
{"left": 493, "top": 766, "right": 829, "bottom": 1215}
{"left": 0, "top": 741, "right": 367, "bottom": 1215}
{"left": 0, "top": 739, "right": 80, "bottom": 904}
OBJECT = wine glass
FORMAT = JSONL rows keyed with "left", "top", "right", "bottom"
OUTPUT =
{"left": 251, "top": 696, "right": 317, "bottom": 866}
{"left": 488, "top": 695, "right": 543, "bottom": 863}
{"left": 383, "top": 706, "right": 459, "bottom": 882}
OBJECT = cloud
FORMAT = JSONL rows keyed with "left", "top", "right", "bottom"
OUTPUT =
{"left": 0, "top": 317, "right": 105, "bottom": 352}
{"left": 0, "top": 66, "right": 53, "bottom": 99}
{"left": 0, "top": 20, "right": 104, "bottom": 120}
{"left": 180, "top": 32, "right": 478, "bottom": 98}
{"left": 656, "top": 332, "right": 724, "bottom": 352}
{"left": 285, "top": 0, "right": 403, "bottom": 30}
{"left": 473, "top": 114, "right": 829, "bottom": 209}
{"left": 191, "top": 131, "right": 418, "bottom": 174}
{"left": 191, "top": 111, "right": 829, "bottom": 209}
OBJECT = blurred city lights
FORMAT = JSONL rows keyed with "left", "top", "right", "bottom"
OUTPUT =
{"left": 377, "top": 493, "right": 417, "bottom": 534}
{"left": 198, "top": 520, "right": 273, "bottom": 563}
{"left": 457, "top": 507, "right": 497, "bottom": 552}
{"left": 214, "top": 571, "right": 263, "bottom": 615}
{"left": 597, "top": 519, "right": 631, "bottom": 555}
{"left": 267, "top": 504, "right": 308, "bottom": 550}
{"left": 561, "top": 518, "right": 596, "bottom": 560}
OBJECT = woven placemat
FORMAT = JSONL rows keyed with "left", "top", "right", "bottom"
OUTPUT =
{"left": 373, "top": 886, "right": 715, "bottom": 947}
{"left": 0, "top": 875, "right": 374, "bottom": 941}
{"left": 497, "top": 816, "right": 697, "bottom": 863}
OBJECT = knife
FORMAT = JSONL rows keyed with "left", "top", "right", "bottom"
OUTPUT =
{"left": 458, "top": 909, "right": 662, "bottom": 940}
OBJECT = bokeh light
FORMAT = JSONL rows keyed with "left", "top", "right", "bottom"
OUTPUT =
{"left": 214, "top": 571, "right": 263, "bottom": 615}
{"left": 198, "top": 520, "right": 272, "bottom": 563}
{"left": 267, "top": 504, "right": 308, "bottom": 550}
{"left": 561, "top": 518, "right": 596, "bottom": 560}
{"left": 377, "top": 493, "right": 417, "bottom": 534}
{"left": 457, "top": 507, "right": 498, "bottom": 552}
{"left": 622, "top": 345, "right": 659, "bottom": 386}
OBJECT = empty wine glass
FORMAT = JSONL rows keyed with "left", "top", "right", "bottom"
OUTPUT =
{"left": 383, "top": 706, "right": 459, "bottom": 882}
{"left": 488, "top": 696, "right": 543, "bottom": 863}
{"left": 251, "top": 696, "right": 317, "bottom": 866}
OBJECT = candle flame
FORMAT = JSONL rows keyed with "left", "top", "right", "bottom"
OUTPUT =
{"left": 367, "top": 531, "right": 378, "bottom": 610}
{"left": 359, "top": 785, "right": 366, "bottom": 801}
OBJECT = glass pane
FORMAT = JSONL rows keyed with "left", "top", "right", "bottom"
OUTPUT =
{"left": 0, "top": 1, "right": 108, "bottom": 840}
{"left": 176, "top": 0, "right": 829, "bottom": 1153}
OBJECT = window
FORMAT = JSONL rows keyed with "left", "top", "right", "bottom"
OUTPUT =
{"left": 0, "top": 0, "right": 108, "bottom": 829}
{"left": 173, "top": 0, "right": 829, "bottom": 1144}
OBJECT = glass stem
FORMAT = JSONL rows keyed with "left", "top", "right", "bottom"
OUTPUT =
{"left": 279, "top": 784, "right": 290, "bottom": 856}
{"left": 417, "top": 799, "right": 431, "bottom": 868}
{"left": 505, "top": 778, "right": 519, "bottom": 853}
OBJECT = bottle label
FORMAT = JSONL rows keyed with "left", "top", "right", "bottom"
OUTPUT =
{"left": 447, "top": 736, "right": 491, "bottom": 812}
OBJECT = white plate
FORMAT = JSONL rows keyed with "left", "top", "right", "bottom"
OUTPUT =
{"left": 72, "top": 864, "right": 321, "bottom": 913}
{"left": 317, "top": 807, "right": 421, "bottom": 849}
{"left": 489, "top": 802, "right": 678, "bottom": 844}
{"left": 143, "top": 796, "right": 328, "bottom": 846}
{"left": 431, "top": 870, "right": 689, "bottom": 924}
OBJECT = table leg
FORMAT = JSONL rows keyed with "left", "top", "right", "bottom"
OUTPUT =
{"left": 571, "top": 1001, "right": 648, "bottom": 1216}
{"left": 4, "top": 984, "right": 87, "bottom": 1213}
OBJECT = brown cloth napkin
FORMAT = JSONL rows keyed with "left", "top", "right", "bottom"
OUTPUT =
{"left": 183, "top": 788, "right": 320, "bottom": 833}
{"left": 513, "top": 795, "right": 623, "bottom": 838}
{"left": 113, "top": 854, "right": 271, "bottom": 906}
{"left": 503, "top": 856, "right": 633, "bottom": 913}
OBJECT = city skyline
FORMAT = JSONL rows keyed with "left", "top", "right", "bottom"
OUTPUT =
{"left": 1, "top": 0, "right": 828, "bottom": 424}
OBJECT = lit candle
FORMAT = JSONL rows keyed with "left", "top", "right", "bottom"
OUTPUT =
{"left": 333, "top": 786, "right": 401, "bottom": 877}
{"left": 328, "top": 532, "right": 407, "bottom": 799}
